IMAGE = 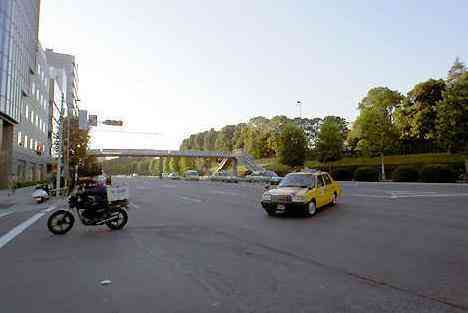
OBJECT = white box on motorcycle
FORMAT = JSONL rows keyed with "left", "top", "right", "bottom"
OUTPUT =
{"left": 106, "top": 185, "right": 129, "bottom": 202}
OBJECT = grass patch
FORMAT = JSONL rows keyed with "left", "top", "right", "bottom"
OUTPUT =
{"left": 305, "top": 153, "right": 465, "bottom": 168}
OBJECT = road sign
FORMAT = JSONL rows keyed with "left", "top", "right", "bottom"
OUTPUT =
{"left": 102, "top": 120, "right": 124, "bottom": 126}
{"left": 89, "top": 115, "right": 98, "bottom": 127}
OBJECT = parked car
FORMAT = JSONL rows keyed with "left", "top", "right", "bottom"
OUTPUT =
{"left": 168, "top": 172, "right": 179, "bottom": 180}
{"left": 246, "top": 170, "right": 282, "bottom": 184}
{"left": 261, "top": 170, "right": 341, "bottom": 217}
{"left": 184, "top": 170, "right": 200, "bottom": 181}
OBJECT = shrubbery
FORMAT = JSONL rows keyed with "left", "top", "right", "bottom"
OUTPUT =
{"left": 392, "top": 166, "right": 419, "bottom": 182}
{"left": 353, "top": 167, "right": 379, "bottom": 182}
{"left": 331, "top": 168, "right": 353, "bottom": 181}
{"left": 420, "top": 165, "right": 458, "bottom": 183}
{"left": 15, "top": 180, "right": 47, "bottom": 189}
{"left": 265, "top": 162, "right": 292, "bottom": 177}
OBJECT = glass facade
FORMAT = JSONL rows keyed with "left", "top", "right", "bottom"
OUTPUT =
{"left": 0, "top": 0, "right": 40, "bottom": 122}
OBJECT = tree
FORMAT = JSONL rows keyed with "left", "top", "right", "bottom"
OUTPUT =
{"left": 315, "top": 119, "right": 344, "bottom": 163}
{"left": 276, "top": 123, "right": 307, "bottom": 167}
{"left": 322, "top": 116, "right": 349, "bottom": 140}
{"left": 395, "top": 79, "right": 446, "bottom": 142}
{"left": 62, "top": 116, "right": 97, "bottom": 183}
{"left": 203, "top": 129, "right": 217, "bottom": 151}
{"left": 294, "top": 117, "right": 322, "bottom": 149}
{"left": 170, "top": 157, "right": 182, "bottom": 174}
{"left": 436, "top": 72, "right": 468, "bottom": 153}
{"left": 448, "top": 57, "right": 466, "bottom": 85}
{"left": 181, "top": 157, "right": 196, "bottom": 172}
{"left": 214, "top": 125, "right": 236, "bottom": 152}
{"left": 233, "top": 123, "right": 247, "bottom": 150}
{"left": 357, "top": 87, "right": 403, "bottom": 179}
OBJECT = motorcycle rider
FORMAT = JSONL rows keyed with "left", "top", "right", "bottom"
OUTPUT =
{"left": 80, "top": 177, "right": 108, "bottom": 219}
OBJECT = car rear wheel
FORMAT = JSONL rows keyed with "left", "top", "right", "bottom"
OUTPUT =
{"left": 306, "top": 201, "right": 317, "bottom": 217}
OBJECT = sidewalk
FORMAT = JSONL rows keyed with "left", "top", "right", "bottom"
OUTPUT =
{"left": 0, "top": 187, "right": 36, "bottom": 211}
{"left": 1, "top": 187, "right": 67, "bottom": 215}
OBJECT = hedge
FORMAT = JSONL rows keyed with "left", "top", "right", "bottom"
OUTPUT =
{"left": 15, "top": 180, "right": 48, "bottom": 189}
{"left": 420, "top": 165, "right": 458, "bottom": 183}
{"left": 330, "top": 168, "right": 353, "bottom": 181}
{"left": 353, "top": 167, "right": 380, "bottom": 182}
{"left": 392, "top": 166, "right": 419, "bottom": 182}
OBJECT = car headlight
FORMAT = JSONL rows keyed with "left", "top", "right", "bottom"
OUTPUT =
{"left": 291, "top": 194, "right": 306, "bottom": 203}
{"left": 262, "top": 193, "right": 272, "bottom": 201}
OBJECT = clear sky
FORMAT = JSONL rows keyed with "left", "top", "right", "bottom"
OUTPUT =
{"left": 39, "top": 0, "right": 468, "bottom": 150}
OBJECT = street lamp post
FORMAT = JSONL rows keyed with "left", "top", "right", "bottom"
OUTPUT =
{"left": 296, "top": 100, "right": 302, "bottom": 119}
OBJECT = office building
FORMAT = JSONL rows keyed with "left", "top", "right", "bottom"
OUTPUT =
{"left": 14, "top": 44, "right": 51, "bottom": 182}
{"left": 0, "top": 0, "right": 41, "bottom": 186}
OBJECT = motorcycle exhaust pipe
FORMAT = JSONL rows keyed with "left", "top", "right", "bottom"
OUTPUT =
{"left": 96, "top": 215, "right": 120, "bottom": 225}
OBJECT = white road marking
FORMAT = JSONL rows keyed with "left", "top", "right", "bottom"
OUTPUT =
{"left": 350, "top": 193, "right": 468, "bottom": 199}
{"left": 161, "top": 184, "right": 177, "bottom": 188}
{"left": 210, "top": 190, "right": 240, "bottom": 196}
{"left": 43, "top": 205, "right": 57, "bottom": 213}
{"left": 350, "top": 194, "right": 391, "bottom": 199}
{"left": 0, "top": 212, "right": 45, "bottom": 249}
{"left": 177, "top": 196, "right": 203, "bottom": 203}
{"left": 130, "top": 203, "right": 140, "bottom": 209}
{"left": 0, "top": 210, "right": 14, "bottom": 219}
{"left": 0, "top": 205, "right": 58, "bottom": 249}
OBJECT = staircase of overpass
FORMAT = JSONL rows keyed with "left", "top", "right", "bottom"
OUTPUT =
{"left": 89, "top": 149, "right": 265, "bottom": 176}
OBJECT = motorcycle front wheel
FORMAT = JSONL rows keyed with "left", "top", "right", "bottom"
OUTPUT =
{"left": 47, "top": 210, "right": 75, "bottom": 235}
{"left": 106, "top": 208, "right": 128, "bottom": 230}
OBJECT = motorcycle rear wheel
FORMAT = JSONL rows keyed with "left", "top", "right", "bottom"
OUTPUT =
{"left": 48, "top": 210, "right": 75, "bottom": 235}
{"left": 106, "top": 208, "right": 128, "bottom": 230}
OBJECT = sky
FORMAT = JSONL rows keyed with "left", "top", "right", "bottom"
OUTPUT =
{"left": 39, "top": 0, "right": 468, "bottom": 150}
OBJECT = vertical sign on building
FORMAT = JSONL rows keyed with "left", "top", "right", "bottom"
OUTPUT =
{"left": 79, "top": 110, "right": 88, "bottom": 130}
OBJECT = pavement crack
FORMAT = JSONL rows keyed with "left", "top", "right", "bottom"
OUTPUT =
{"left": 211, "top": 228, "right": 468, "bottom": 312}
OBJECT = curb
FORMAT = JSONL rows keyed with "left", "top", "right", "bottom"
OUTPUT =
{"left": 339, "top": 181, "right": 468, "bottom": 187}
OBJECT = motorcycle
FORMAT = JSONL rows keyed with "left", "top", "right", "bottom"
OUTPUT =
{"left": 47, "top": 188, "right": 129, "bottom": 235}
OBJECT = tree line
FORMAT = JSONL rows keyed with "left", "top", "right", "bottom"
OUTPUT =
{"left": 102, "top": 58, "right": 467, "bottom": 174}
{"left": 181, "top": 58, "right": 467, "bottom": 164}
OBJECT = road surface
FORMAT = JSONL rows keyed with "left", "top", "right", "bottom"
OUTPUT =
{"left": 1, "top": 178, "right": 468, "bottom": 313}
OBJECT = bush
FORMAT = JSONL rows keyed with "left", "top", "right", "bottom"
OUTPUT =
{"left": 331, "top": 168, "right": 353, "bottom": 181}
{"left": 265, "top": 162, "right": 292, "bottom": 177}
{"left": 392, "top": 166, "right": 419, "bottom": 182}
{"left": 353, "top": 167, "right": 379, "bottom": 182}
{"left": 15, "top": 180, "right": 47, "bottom": 189}
{"left": 420, "top": 165, "right": 458, "bottom": 183}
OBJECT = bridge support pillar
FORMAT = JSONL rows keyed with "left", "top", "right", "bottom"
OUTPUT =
{"left": 232, "top": 158, "right": 238, "bottom": 177}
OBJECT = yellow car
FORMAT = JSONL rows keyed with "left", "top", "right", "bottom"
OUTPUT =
{"left": 261, "top": 170, "right": 342, "bottom": 216}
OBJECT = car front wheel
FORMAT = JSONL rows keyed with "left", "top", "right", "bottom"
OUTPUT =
{"left": 306, "top": 201, "right": 317, "bottom": 217}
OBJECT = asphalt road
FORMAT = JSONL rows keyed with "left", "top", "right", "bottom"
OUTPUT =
{"left": 1, "top": 178, "right": 468, "bottom": 313}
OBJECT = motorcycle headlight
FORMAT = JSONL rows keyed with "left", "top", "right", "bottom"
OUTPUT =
{"left": 262, "top": 193, "right": 272, "bottom": 201}
{"left": 292, "top": 194, "right": 306, "bottom": 203}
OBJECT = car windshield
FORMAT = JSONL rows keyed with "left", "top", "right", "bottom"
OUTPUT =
{"left": 279, "top": 174, "right": 315, "bottom": 188}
